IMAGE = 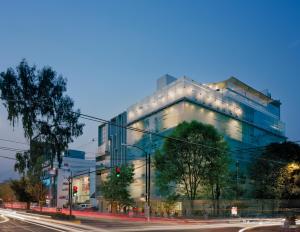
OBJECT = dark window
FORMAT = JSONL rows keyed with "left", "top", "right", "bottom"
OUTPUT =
{"left": 98, "top": 126, "right": 103, "bottom": 146}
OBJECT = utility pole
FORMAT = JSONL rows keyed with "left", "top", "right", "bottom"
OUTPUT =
{"left": 236, "top": 161, "right": 239, "bottom": 200}
{"left": 68, "top": 171, "right": 73, "bottom": 216}
{"left": 145, "top": 152, "right": 148, "bottom": 204}
{"left": 147, "top": 153, "right": 151, "bottom": 209}
{"left": 121, "top": 143, "right": 150, "bottom": 222}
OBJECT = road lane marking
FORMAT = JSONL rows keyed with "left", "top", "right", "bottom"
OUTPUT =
{"left": 238, "top": 223, "right": 283, "bottom": 232}
{"left": 0, "top": 209, "right": 109, "bottom": 232}
{"left": 0, "top": 215, "right": 9, "bottom": 224}
{"left": 17, "top": 220, "right": 67, "bottom": 232}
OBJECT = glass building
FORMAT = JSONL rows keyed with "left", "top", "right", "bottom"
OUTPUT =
{"left": 96, "top": 75, "right": 286, "bottom": 203}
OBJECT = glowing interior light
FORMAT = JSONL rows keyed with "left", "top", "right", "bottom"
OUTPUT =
{"left": 136, "top": 107, "right": 141, "bottom": 115}
{"left": 152, "top": 101, "right": 157, "bottom": 107}
{"left": 208, "top": 111, "right": 214, "bottom": 117}
{"left": 128, "top": 111, "right": 134, "bottom": 119}
{"left": 169, "top": 91, "right": 175, "bottom": 98}
{"left": 230, "top": 104, "right": 236, "bottom": 112}
{"left": 177, "top": 87, "right": 183, "bottom": 95}
{"left": 236, "top": 108, "right": 243, "bottom": 116}
{"left": 206, "top": 95, "right": 213, "bottom": 104}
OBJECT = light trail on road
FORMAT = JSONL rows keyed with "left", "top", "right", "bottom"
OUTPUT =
{"left": 0, "top": 214, "right": 10, "bottom": 224}
{"left": 1, "top": 208, "right": 297, "bottom": 232}
{"left": 0, "top": 209, "right": 109, "bottom": 232}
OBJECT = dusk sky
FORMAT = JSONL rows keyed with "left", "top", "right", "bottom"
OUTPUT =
{"left": 0, "top": 0, "right": 299, "bottom": 181}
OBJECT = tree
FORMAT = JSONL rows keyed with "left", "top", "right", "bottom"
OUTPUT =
{"left": 12, "top": 141, "right": 48, "bottom": 211}
{"left": 0, "top": 182, "right": 16, "bottom": 203}
{"left": 26, "top": 177, "right": 48, "bottom": 211}
{"left": 10, "top": 177, "right": 34, "bottom": 209}
{"left": 202, "top": 142, "right": 230, "bottom": 215}
{"left": 249, "top": 141, "right": 300, "bottom": 200}
{"left": 101, "top": 165, "right": 134, "bottom": 213}
{"left": 154, "top": 120, "right": 230, "bottom": 214}
{"left": 162, "top": 194, "right": 180, "bottom": 217}
{"left": 0, "top": 59, "right": 84, "bottom": 167}
{"left": 277, "top": 162, "right": 300, "bottom": 200}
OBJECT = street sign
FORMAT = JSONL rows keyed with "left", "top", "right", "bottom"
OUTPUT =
{"left": 231, "top": 206, "right": 238, "bottom": 216}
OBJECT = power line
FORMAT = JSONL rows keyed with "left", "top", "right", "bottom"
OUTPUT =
{"left": 0, "top": 146, "right": 27, "bottom": 152}
{"left": 0, "top": 126, "right": 296, "bottom": 167}
{"left": 0, "top": 155, "right": 16, "bottom": 160}
{"left": 0, "top": 138, "right": 28, "bottom": 145}
{"left": 72, "top": 138, "right": 96, "bottom": 150}
{"left": 0, "top": 97, "right": 298, "bottom": 155}
{"left": 78, "top": 113, "right": 300, "bottom": 155}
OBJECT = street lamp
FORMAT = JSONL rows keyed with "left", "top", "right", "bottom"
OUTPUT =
{"left": 236, "top": 160, "right": 239, "bottom": 200}
{"left": 121, "top": 143, "right": 151, "bottom": 221}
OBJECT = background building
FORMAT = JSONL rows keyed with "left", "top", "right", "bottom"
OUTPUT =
{"left": 96, "top": 113, "right": 127, "bottom": 211}
{"left": 43, "top": 150, "right": 96, "bottom": 208}
{"left": 96, "top": 75, "right": 286, "bottom": 206}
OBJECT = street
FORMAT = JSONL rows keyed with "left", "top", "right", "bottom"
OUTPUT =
{"left": 0, "top": 216, "right": 57, "bottom": 232}
{"left": 1, "top": 209, "right": 298, "bottom": 232}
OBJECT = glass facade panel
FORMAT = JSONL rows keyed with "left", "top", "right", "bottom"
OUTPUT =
{"left": 128, "top": 105, "right": 284, "bottom": 149}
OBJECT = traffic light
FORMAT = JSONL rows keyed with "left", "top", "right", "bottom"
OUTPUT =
{"left": 116, "top": 166, "right": 121, "bottom": 177}
{"left": 73, "top": 186, "right": 78, "bottom": 196}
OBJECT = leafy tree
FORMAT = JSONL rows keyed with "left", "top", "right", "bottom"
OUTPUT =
{"left": 0, "top": 182, "right": 16, "bottom": 202}
{"left": 154, "top": 120, "right": 230, "bottom": 213}
{"left": 202, "top": 142, "right": 230, "bottom": 214}
{"left": 162, "top": 194, "right": 180, "bottom": 216}
{"left": 13, "top": 142, "right": 51, "bottom": 210}
{"left": 249, "top": 141, "right": 300, "bottom": 200}
{"left": 101, "top": 165, "right": 134, "bottom": 213}
{"left": 0, "top": 59, "right": 84, "bottom": 167}
{"left": 10, "top": 177, "right": 34, "bottom": 209}
{"left": 276, "top": 163, "right": 300, "bottom": 200}
{"left": 26, "top": 176, "right": 48, "bottom": 211}
{"left": 14, "top": 141, "right": 50, "bottom": 176}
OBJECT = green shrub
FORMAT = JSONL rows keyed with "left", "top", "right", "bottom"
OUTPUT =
{"left": 51, "top": 213, "right": 76, "bottom": 220}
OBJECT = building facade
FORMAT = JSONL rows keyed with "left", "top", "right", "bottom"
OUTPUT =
{"left": 96, "top": 75, "right": 286, "bottom": 204}
{"left": 43, "top": 150, "right": 96, "bottom": 208}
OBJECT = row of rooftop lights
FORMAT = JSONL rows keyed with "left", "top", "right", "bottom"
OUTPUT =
{"left": 128, "top": 85, "right": 243, "bottom": 120}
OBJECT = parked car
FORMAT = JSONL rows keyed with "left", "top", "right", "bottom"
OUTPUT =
{"left": 78, "top": 203, "right": 92, "bottom": 210}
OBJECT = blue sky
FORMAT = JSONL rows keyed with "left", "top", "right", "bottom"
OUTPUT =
{"left": 0, "top": 0, "right": 300, "bottom": 181}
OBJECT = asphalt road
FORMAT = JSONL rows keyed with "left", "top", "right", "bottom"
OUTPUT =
{"left": 1, "top": 209, "right": 298, "bottom": 232}
{"left": 0, "top": 218, "right": 241, "bottom": 232}
{"left": 79, "top": 218, "right": 242, "bottom": 231}
{"left": 134, "top": 229, "right": 241, "bottom": 232}
{"left": 247, "top": 226, "right": 300, "bottom": 232}
{"left": 0, "top": 214, "right": 242, "bottom": 232}
{"left": 0, "top": 217, "right": 58, "bottom": 232}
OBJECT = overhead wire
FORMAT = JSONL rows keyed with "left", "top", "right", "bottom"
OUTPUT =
{"left": 0, "top": 138, "right": 28, "bottom": 145}
{"left": 0, "top": 97, "right": 265, "bottom": 153}
{"left": 0, "top": 97, "right": 298, "bottom": 167}
{"left": 0, "top": 155, "right": 16, "bottom": 160}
